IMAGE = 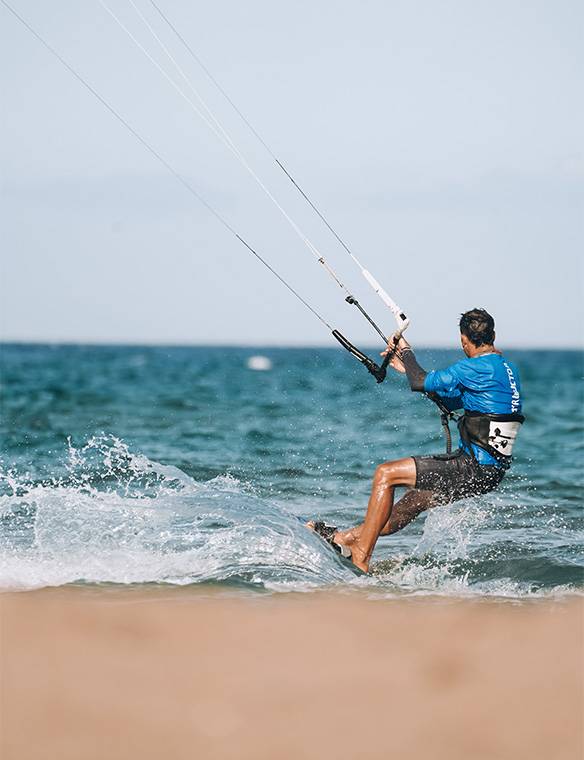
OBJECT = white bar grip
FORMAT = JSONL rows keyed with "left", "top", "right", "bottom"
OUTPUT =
{"left": 361, "top": 269, "right": 410, "bottom": 333}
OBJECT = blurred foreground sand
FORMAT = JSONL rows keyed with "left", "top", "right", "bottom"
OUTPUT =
{"left": 1, "top": 589, "right": 582, "bottom": 760}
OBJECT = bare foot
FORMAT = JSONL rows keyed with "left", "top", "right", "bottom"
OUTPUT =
{"left": 334, "top": 527, "right": 359, "bottom": 548}
{"left": 348, "top": 544, "right": 369, "bottom": 573}
{"left": 306, "top": 522, "right": 369, "bottom": 572}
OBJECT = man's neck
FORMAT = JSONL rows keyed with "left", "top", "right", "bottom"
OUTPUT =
{"left": 468, "top": 344, "right": 496, "bottom": 358}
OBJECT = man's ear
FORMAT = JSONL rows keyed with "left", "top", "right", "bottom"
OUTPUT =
{"left": 460, "top": 334, "right": 472, "bottom": 355}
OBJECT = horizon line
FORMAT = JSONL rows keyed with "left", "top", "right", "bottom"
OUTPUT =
{"left": 1, "top": 339, "right": 582, "bottom": 351}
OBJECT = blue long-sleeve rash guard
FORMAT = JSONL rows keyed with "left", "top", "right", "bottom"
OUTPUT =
{"left": 424, "top": 353, "right": 523, "bottom": 466}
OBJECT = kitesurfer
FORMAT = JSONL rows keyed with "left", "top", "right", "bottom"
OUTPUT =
{"left": 310, "top": 308, "right": 524, "bottom": 573}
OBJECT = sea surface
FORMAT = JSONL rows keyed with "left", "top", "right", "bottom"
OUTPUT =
{"left": 1, "top": 344, "right": 582, "bottom": 598}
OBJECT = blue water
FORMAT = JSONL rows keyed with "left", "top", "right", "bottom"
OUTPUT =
{"left": 1, "top": 343, "right": 582, "bottom": 597}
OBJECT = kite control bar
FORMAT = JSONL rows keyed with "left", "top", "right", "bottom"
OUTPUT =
{"left": 332, "top": 330, "right": 394, "bottom": 384}
{"left": 336, "top": 274, "right": 410, "bottom": 384}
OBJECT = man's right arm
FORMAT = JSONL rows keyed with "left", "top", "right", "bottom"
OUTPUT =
{"left": 389, "top": 339, "right": 464, "bottom": 409}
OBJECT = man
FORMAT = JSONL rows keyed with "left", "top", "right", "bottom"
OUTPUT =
{"left": 310, "top": 308, "right": 524, "bottom": 573}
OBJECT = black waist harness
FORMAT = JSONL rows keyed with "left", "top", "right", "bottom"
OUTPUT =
{"left": 458, "top": 411, "right": 525, "bottom": 467}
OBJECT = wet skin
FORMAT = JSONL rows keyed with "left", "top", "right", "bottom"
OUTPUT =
{"left": 309, "top": 331, "right": 499, "bottom": 573}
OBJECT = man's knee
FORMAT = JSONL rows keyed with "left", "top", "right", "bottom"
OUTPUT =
{"left": 374, "top": 458, "right": 416, "bottom": 488}
{"left": 374, "top": 461, "right": 399, "bottom": 486}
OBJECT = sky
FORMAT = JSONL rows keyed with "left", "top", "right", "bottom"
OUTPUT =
{"left": 1, "top": 0, "right": 583, "bottom": 348}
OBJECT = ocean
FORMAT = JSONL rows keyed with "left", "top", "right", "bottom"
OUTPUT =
{"left": 1, "top": 343, "right": 582, "bottom": 598}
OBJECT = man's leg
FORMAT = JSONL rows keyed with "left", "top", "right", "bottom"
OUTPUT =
{"left": 337, "top": 488, "right": 436, "bottom": 547}
{"left": 380, "top": 489, "right": 436, "bottom": 533}
{"left": 335, "top": 457, "right": 417, "bottom": 572}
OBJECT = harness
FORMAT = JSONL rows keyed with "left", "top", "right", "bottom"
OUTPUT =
{"left": 457, "top": 411, "right": 525, "bottom": 467}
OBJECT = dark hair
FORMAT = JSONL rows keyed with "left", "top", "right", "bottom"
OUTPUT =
{"left": 459, "top": 308, "right": 495, "bottom": 347}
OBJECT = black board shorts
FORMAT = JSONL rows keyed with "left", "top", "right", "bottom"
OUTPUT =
{"left": 413, "top": 449, "right": 505, "bottom": 505}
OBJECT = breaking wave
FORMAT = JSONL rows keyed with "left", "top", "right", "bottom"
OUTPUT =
{"left": 1, "top": 436, "right": 580, "bottom": 598}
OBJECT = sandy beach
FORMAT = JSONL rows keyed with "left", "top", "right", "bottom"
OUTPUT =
{"left": 1, "top": 589, "right": 582, "bottom": 760}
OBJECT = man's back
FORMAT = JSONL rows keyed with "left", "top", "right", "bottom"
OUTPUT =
{"left": 425, "top": 354, "right": 523, "bottom": 464}
{"left": 425, "top": 353, "right": 523, "bottom": 414}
